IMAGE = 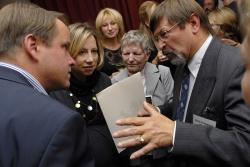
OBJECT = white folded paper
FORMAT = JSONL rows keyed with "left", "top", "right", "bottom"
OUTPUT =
{"left": 96, "top": 72, "right": 145, "bottom": 153}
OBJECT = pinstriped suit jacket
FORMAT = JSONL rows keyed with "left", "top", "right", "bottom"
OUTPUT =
{"left": 159, "top": 38, "right": 250, "bottom": 167}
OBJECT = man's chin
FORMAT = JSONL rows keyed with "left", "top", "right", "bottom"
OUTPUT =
{"left": 162, "top": 51, "right": 186, "bottom": 65}
{"left": 170, "top": 56, "right": 186, "bottom": 65}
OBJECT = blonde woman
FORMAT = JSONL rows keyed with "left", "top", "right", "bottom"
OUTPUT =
{"left": 138, "top": 1, "right": 158, "bottom": 36}
{"left": 50, "top": 23, "right": 121, "bottom": 167}
{"left": 208, "top": 7, "right": 241, "bottom": 46}
{"left": 96, "top": 8, "right": 125, "bottom": 76}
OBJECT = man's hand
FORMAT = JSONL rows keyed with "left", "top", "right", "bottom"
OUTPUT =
{"left": 112, "top": 101, "right": 175, "bottom": 159}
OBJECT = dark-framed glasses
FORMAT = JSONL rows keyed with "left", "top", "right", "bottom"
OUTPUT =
{"left": 154, "top": 22, "right": 180, "bottom": 42}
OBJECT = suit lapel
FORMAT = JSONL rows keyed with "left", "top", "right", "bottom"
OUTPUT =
{"left": 185, "top": 38, "right": 221, "bottom": 122}
{"left": 144, "top": 63, "right": 160, "bottom": 96}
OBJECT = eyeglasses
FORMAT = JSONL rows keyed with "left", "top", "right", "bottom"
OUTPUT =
{"left": 154, "top": 22, "right": 180, "bottom": 42}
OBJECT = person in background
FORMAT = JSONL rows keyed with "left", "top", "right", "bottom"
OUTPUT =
{"left": 50, "top": 23, "right": 122, "bottom": 167}
{"left": 0, "top": 2, "right": 94, "bottom": 167}
{"left": 138, "top": 1, "right": 158, "bottom": 36}
{"left": 222, "top": 0, "right": 239, "bottom": 19}
{"left": 112, "top": 30, "right": 174, "bottom": 107}
{"left": 208, "top": 7, "right": 241, "bottom": 47}
{"left": 96, "top": 8, "right": 125, "bottom": 76}
{"left": 202, "top": 0, "right": 219, "bottom": 14}
{"left": 112, "top": 0, "right": 250, "bottom": 167}
{"left": 138, "top": 0, "right": 176, "bottom": 77}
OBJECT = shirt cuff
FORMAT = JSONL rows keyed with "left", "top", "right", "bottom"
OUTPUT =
{"left": 156, "top": 106, "right": 161, "bottom": 113}
{"left": 168, "top": 120, "right": 176, "bottom": 152}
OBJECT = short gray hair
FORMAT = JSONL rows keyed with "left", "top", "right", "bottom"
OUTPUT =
{"left": 121, "top": 30, "right": 153, "bottom": 53}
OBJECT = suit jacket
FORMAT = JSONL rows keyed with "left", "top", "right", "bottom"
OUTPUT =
{"left": 112, "top": 62, "right": 174, "bottom": 106}
{"left": 159, "top": 38, "right": 250, "bottom": 167}
{"left": 0, "top": 66, "right": 94, "bottom": 167}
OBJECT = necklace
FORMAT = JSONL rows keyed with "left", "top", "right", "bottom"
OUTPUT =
{"left": 70, "top": 93, "right": 97, "bottom": 110}
{"left": 69, "top": 92, "right": 98, "bottom": 119}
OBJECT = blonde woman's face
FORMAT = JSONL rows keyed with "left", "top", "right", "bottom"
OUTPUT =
{"left": 72, "top": 36, "right": 98, "bottom": 76}
{"left": 101, "top": 16, "right": 119, "bottom": 39}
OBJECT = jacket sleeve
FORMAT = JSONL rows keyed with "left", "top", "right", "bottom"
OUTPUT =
{"left": 173, "top": 63, "right": 250, "bottom": 166}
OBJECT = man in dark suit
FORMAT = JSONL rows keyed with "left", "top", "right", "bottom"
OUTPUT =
{"left": 0, "top": 2, "right": 94, "bottom": 167}
{"left": 112, "top": 0, "right": 250, "bottom": 166}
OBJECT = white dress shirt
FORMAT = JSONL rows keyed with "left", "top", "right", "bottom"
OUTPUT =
{"left": 172, "top": 35, "right": 213, "bottom": 147}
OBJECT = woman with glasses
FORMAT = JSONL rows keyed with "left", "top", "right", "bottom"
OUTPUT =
{"left": 50, "top": 23, "right": 122, "bottom": 167}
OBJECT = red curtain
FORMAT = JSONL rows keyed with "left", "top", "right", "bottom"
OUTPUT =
{"left": 31, "top": 0, "right": 163, "bottom": 31}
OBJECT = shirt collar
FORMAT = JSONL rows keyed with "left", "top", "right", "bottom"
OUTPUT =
{"left": 188, "top": 35, "right": 213, "bottom": 78}
{"left": 0, "top": 62, "right": 48, "bottom": 95}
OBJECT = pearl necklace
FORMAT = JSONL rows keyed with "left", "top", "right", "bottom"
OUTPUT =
{"left": 70, "top": 92, "right": 97, "bottom": 111}
{"left": 69, "top": 92, "right": 98, "bottom": 118}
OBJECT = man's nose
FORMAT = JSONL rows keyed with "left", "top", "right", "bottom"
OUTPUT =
{"left": 157, "top": 39, "right": 167, "bottom": 50}
{"left": 67, "top": 52, "right": 75, "bottom": 66}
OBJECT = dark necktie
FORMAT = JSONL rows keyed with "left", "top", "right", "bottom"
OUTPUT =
{"left": 176, "top": 65, "right": 190, "bottom": 122}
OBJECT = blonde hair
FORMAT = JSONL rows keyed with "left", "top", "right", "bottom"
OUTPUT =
{"left": 95, "top": 8, "right": 125, "bottom": 42}
{"left": 69, "top": 23, "right": 104, "bottom": 69}
{"left": 138, "top": 1, "right": 158, "bottom": 34}
{"left": 208, "top": 7, "right": 239, "bottom": 41}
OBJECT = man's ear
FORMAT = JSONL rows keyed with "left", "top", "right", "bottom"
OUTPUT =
{"left": 23, "top": 34, "right": 40, "bottom": 61}
{"left": 188, "top": 14, "right": 201, "bottom": 34}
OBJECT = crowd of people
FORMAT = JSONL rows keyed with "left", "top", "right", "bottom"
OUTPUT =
{"left": 1, "top": 0, "right": 250, "bottom": 167}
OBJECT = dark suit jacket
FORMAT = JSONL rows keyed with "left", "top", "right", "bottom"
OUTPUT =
{"left": 0, "top": 66, "right": 94, "bottom": 167}
{"left": 159, "top": 38, "right": 250, "bottom": 167}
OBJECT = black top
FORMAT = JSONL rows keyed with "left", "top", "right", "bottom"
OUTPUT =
{"left": 100, "top": 47, "right": 125, "bottom": 76}
{"left": 50, "top": 71, "right": 125, "bottom": 167}
{"left": 50, "top": 70, "right": 111, "bottom": 125}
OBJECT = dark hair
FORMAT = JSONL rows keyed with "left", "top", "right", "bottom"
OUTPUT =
{"left": 150, "top": 0, "right": 213, "bottom": 34}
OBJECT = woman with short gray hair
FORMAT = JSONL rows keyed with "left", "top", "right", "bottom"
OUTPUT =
{"left": 112, "top": 30, "right": 174, "bottom": 107}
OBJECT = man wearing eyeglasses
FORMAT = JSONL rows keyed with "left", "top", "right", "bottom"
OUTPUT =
{"left": 112, "top": 0, "right": 250, "bottom": 167}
